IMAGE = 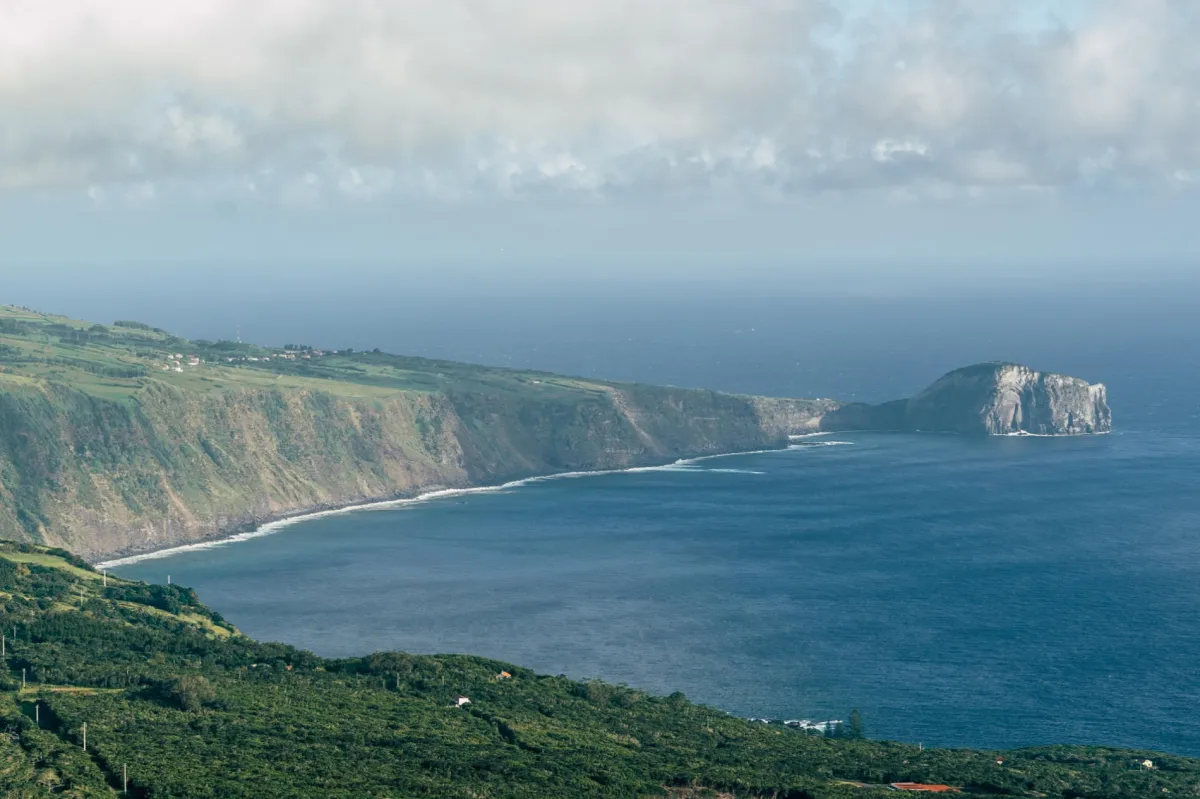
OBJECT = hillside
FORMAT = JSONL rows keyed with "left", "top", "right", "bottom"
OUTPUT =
{"left": 0, "top": 541, "right": 1194, "bottom": 798}
{"left": 0, "top": 306, "right": 831, "bottom": 560}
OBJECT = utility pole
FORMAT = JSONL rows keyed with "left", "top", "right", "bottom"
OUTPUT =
{"left": 21, "top": 668, "right": 26, "bottom": 689}
{"left": 82, "top": 722, "right": 87, "bottom": 752}
{"left": 103, "top": 570, "right": 107, "bottom": 587}
{"left": 34, "top": 702, "right": 38, "bottom": 727}
{"left": 2, "top": 633, "right": 5, "bottom": 657}
{"left": 123, "top": 764, "right": 128, "bottom": 794}
{"left": 167, "top": 574, "right": 171, "bottom": 585}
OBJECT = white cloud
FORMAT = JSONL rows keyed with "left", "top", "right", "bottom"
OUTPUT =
{"left": 0, "top": 0, "right": 1197, "bottom": 201}
{"left": 871, "top": 139, "right": 930, "bottom": 163}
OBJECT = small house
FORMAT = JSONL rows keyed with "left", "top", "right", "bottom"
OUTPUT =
{"left": 497, "top": 671, "right": 512, "bottom": 680}
{"left": 455, "top": 696, "right": 471, "bottom": 708}
{"left": 1141, "top": 759, "right": 1155, "bottom": 770}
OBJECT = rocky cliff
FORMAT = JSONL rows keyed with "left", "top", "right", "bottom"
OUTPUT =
{"left": 0, "top": 378, "right": 830, "bottom": 560}
{"left": 820, "top": 363, "right": 1111, "bottom": 436}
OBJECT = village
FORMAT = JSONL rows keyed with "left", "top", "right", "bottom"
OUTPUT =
{"left": 159, "top": 348, "right": 331, "bottom": 372}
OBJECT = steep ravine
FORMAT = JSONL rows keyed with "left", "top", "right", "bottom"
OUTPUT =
{"left": 0, "top": 380, "right": 832, "bottom": 560}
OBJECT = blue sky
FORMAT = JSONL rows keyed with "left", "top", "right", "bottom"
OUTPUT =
{"left": 1, "top": 0, "right": 1198, "bottom": 279}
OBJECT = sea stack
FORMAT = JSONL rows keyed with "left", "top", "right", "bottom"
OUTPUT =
{"left": 820, "top": 363, "right": 1111, "bottom": 436}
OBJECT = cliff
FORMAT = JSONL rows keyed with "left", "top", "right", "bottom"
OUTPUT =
{"left": 0, "top": 307, "right": 830, "bottom": 560}
{"left": 820, "top": 362, "right": 1111, "bottom": 436}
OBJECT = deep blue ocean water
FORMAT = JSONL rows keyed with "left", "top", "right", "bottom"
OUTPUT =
{"left": 107, "top": 279, "right": 1200, "bottom": 756}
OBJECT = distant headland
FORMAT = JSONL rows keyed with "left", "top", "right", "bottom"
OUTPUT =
{"left": 819, "top": 362, "right": 1111, "bottom": 436}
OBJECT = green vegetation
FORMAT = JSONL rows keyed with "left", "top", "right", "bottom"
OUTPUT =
{"left": 0, "top": 542, "right": 1192, "bottom": 798}
{"left": 0, "top": 305, "right": 829, "bottom": 560}
{"left": 0, "top": 307, "right": 1179, "bottom": 796}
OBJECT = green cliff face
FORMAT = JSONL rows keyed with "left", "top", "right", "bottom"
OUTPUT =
{"left": 0, "top": 306, "right": 830, "bottom": 559}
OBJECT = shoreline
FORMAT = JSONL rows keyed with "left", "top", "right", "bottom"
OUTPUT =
{"left": 94, "top": 429, "right": 1096, "bottom": 570}
{"left": 95, "top": 436, "right": 838, "bottom": 571}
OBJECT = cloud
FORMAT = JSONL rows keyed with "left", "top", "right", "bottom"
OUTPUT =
{"left": 0, "top": 0, "right": 1197, "bottom": 201}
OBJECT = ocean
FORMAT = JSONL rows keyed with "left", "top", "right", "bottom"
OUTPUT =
{"left": 108, "top": 278, "right": 1200, "bottom": 756}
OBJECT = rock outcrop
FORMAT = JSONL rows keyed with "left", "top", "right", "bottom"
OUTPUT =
{"left": 820, "top": 363, "right": 1111, "bottom": 436}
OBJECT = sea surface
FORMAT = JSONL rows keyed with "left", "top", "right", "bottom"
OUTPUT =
{"left": 110, "top": 280, "right": 1200, "bottom": 756}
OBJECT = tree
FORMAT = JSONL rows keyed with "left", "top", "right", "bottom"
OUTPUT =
{"left": 171, "top": 675, "right": 215, "bottom": 713}
{"left": 848, "top": 709, "right": 865, "bottom": 740}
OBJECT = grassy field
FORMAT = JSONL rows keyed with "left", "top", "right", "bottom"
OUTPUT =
{"left": 0, "top": 552, "right": 104, "bottom": 582}
{"left": 0, "top": 304, "right": 613, "bottom": 403}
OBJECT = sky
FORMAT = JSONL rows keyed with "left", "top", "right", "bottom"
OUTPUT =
{"left": 1, "top": 0, "right": 1199, "bottom": 280}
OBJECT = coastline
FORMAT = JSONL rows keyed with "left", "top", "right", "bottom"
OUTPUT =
{"left": 95, "top": 437, "right": 836, "bottom": 571}
{"left": 95, "top": 429, "right": 1100, "bottom": 570}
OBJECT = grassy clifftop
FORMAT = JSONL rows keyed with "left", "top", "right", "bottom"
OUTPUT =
{"left": 0, "top": 541, "right": 1194, "bottom": 798}
{"left": 0, "top": 305, "right": 831, "bottom": 559}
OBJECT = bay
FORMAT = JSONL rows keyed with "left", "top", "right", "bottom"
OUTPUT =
{"left": 116, "top": 426, "right": 1200, "bottom": 754}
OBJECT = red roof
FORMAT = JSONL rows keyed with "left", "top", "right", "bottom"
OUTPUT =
{"left": 890, "top": 784, "right": 957, "bottom": 793}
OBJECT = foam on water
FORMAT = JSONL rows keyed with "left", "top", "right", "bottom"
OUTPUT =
{"left": 96, "top": 445, "right": 796, "bottom": 570}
